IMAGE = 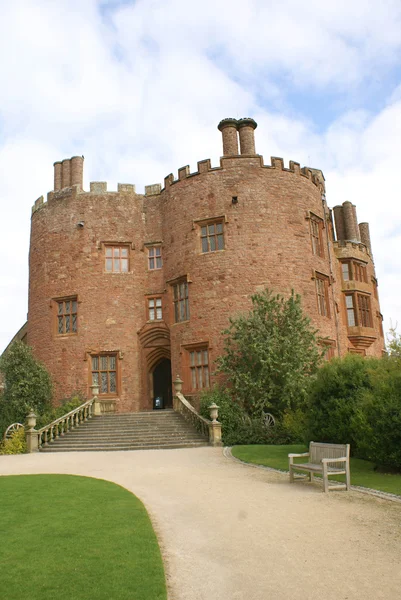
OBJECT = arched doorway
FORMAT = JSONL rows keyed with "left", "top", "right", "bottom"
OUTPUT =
{"left": 152, "top": 359, "right": 172, "bottom": 409}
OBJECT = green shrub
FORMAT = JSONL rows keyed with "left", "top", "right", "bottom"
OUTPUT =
{"left": 217, "top": 289, "right": 322, "bottom": 418}
{"left": 199, "top": 386, "right": 295, "bottom": 445}
{"left": 0, "top": 427, "right": 27, "bottom": 455}
{"left": 281, "top": 408, "right": 308, "bottom": 444}
{"left": 306, "top": 354, "right": 377, "bottom": 448}
{"left": 352, "top": 359, "right": 401, "bottom": 471}
{"left": 36, "top": 395, "right": 85, "bottom": 429}
{"left": 0, "top": 342, "right": 53, "bottom": 436}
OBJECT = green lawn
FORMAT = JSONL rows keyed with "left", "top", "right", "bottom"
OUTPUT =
{"left": 232, "top": 445, "right": 401, "bottom": 496}
{"left": 0, "top": 475, "right": 167, "bottom": 600}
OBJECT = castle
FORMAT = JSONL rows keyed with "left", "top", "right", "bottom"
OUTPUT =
{"left": 25, "top": 117, "right": 385, "bottom": 412}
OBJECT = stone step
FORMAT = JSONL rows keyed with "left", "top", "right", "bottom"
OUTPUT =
{"left": 40, "top": 441, "right": 208, "bottom": 452}
{"left": 40, "top": 409, "right": 209, "bottom": 452}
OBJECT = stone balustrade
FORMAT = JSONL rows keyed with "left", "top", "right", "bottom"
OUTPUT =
{"left": 173, "top": 376, "right": 222, "bottom": 446}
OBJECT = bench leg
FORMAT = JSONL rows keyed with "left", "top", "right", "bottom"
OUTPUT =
{"left": 322, "top": 463, "right": 329, "bottom": 493}
{"left": 345, "top": 463, "right": 351, "bottom": 491}
{"left": 289, "top": 464, "right": 294, "bottom": 483}
{"left": 309, "top": 471, "right": 313, "bottom": 482}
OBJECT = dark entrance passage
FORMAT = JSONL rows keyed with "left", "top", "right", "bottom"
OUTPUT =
{"left": 152, "top": 359, "right": 172, "bottom": 409}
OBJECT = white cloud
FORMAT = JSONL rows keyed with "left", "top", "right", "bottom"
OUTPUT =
{"left": 1, "top": 0, "right": 401, "bottom": 351}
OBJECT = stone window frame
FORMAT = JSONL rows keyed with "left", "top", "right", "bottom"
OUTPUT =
{"left": 99, "top": 241, "right": 134, "bottom": 274}
{"left": 182, "top": 343, "right": 210, "bottom": 392}
{"left": 308, "top": 212, "right": 325, "bottom": 258}
{"left": 147, "top": 245, "right": 162, "bottom": 270}
{"left": 53, "top": 296, "right": 78, "bottom": 336}
{"left": 193, "top": 215, "right": 227, "bottom": 255}
{"left": 344, "top": 292, "right": 373, "bottom": 328}
{"left": 89, "top": 352, "right": 120, "bottom": 397}
{"left": 170, "top": 277, "right": 190, "bottom": 323}
{"left": 341, "top": 259, "right": 368, "bottom": 283}
{"left": 146, "top": 295, "right": 163, "bottom": 321}
{"left": 314, "top": 272, "right": 331, "bottom": 318}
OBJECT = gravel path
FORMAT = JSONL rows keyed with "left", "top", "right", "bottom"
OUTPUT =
{"left": 1, "top": 447, "right": 400, "bottom": 600}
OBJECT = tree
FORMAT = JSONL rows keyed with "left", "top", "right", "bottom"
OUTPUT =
{"left": 386, "top": 324, "right": 401, "bottom": 359}
{"left": 0, "top": 342, "right": 53, "bottom": 431}
{"left": 217, "top": 289, "right": 322, "bottom": 417}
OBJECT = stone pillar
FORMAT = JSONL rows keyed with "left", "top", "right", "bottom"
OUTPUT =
{"left": 359, "top": 222, "right": 372, "bottom": 254}
{"left": 208, "top": 422, "right": 222, "bottom": 446}
{"left": 61, "top": 158, "right": 71, "bottom": 189}
{"left": 237, "top": 117, "right": 257, "bottom": 155}
{"left": 54, "top": 161, "right": 62, "bottom": 191}
{"left": 70, "top": 156, "right": 84, "bottom": 189}
{"left": 208, "top": 402, "right": 222, "bottom": 446}
{"left": 218, "top": 118, "right": 239, "bottom": 156}
{"left": 90, "top": 384, "right": 101, "bottom": 416}
{"left": 333, "top": 205, "right": 346, "bottom": 241}
{"left": 342, "top": 201, "right": 358, "bottom": 241}
{"left": 25, "top": 411, "right": 39, "bottom": 453}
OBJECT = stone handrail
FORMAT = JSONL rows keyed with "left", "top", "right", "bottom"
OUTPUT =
{"left": 173, "top": 390, "right": 222, "bottom": 447}
{"left": 36, "top": 398, "right": 95, "bottom": 450}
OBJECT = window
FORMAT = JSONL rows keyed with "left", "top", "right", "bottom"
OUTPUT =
{"left": 345, "top": 295, "right": 356, "bottom": 327}
{"left": 310, "top": 215, "right": 324, "bottom": 257}
{"left": 56, "top": 298, "right": 77, "bottom": 334}
{"left": 173, "top": 280, "right": 189, "bottom": 322}
{"left": 315, "top": 273, "right": 330, "bottom": 317}
{"left": 341, "top": 260, "right": 367, "bottom": 283}
{"left": 148, "top": 246, "right": 162, "bottom": 270}
{"left": 105, "top": 246, "right": 129, "bottom": 272}
{"left": 357, "top": 294, "right": 372, "bottom": 327}
{"left": 91, "top": 354, "right": 117, "bottom": 395}
{"left": 201, "top": 221, "right": 224, "bottom": 253}
{"left": 353, "top": 261, "right": 368, "bottom": 283}
{"left": 345, "top": 293, "right": 373, "bottom": 328}
{"left": 148, "top": 297, "right": 162, "bottom": 321}
{"left": 341, "top": 262, "right": 350, "bottom": 281}
{"left": 188, "top": 348, "right": 210, "bottom": 390}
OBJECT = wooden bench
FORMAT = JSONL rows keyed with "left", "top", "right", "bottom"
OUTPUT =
{"left": 289, "top": 442, "right": 350, "bottom": 493}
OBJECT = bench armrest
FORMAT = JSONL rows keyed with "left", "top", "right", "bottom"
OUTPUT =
{"left": 321, "top": 457, "right": 347, "bottom": 464}
{"left": 289, "top": 452, "right": 309, "bottom": 465}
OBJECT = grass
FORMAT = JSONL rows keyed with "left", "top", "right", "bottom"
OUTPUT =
{"left": 0, "top": 475, "right": 167, "bottom": 600}
{"left": 232, "top": 445, "right": 401, "bottom": 496}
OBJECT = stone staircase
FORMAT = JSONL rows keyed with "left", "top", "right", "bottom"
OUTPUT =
{"left": 39, "top": 409, "right": 209, "bottom": 452}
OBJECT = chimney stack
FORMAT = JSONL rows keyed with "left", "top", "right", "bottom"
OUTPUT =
{"left": 53, "top": 156, "right": 84, "bottom": 191}
{"left": 218, "top": 118, "right": 239, "bottom": 156}
{"left": 237, "top": 117, "right": 257, "bottom": 155}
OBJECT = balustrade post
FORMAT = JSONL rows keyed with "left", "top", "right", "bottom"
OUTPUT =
{"left": 91, "top": 384, "right": 101, "bottom": 415}
{"left": 25, "top": 411, "right": 39, "bottom": 453}
{"left": 208, "top": 403, "right": 222, "bottom": 447}
{"left": 173, "top": 375, "right": 183, "bottom": 411}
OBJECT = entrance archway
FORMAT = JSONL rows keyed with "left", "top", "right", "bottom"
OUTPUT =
{"left": 152, "top": 358, "right": 172, "bottom": 409}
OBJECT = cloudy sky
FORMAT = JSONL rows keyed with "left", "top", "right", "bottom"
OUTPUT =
{"left": 1, "top": 0, "right": 401, "bottom": 353}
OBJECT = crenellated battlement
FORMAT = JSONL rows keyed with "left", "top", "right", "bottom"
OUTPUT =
{"left": 33, "top": 117, "right": 325, "bottom": 215}
{"left": 159, "top": 153, "right": 324, "bottom": 192}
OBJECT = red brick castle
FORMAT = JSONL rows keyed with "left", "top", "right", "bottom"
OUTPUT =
{"left": 26, "top": 118, "right": 385, "bottom": 412}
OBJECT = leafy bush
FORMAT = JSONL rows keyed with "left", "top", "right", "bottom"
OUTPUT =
{"left": 36, "top": 395, "right": 85, "bottom": 429}
{"left": 352, "top": 359, "right": 401, "bottom": 471}
{"left": 217, "top": 289, "right": 322, "bottom": 418}
{"left": 306, "top": 354, "right": 376, "bottom": 448}
{"left": 0, "top": 427, "right": 27, "bottom": 455}
{"left": 0, "top": 342, "right": 53, "bottom": 435}
{"left": 281, "top": 408, "right": 309, "bottom": 444}
{"left": 199, "top": 386, "right": 295, "bottom": 445}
